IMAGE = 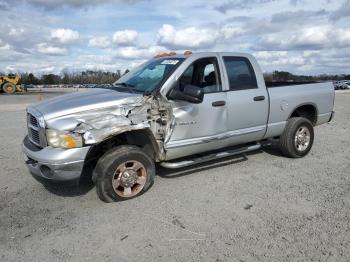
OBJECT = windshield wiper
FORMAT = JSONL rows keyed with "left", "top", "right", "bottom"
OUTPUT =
{"left": 114, "top": 82, "right": 135, "bottom": 87}
{"left": 113, "top": 82, "right": 135, "bottom": 93}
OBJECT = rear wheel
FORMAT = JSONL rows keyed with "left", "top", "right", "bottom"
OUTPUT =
{"left": 94, "top": 145, "right": 155, "bottom": 202}
{"left": 2, "top": 82, "right": 16, "bottom": 94}
{"left": 279, "top": 117, "right": 314, "bottom": 158}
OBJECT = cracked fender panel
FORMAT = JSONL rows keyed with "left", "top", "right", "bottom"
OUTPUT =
{"left": 44, "top": 94, "right": 174, "bottom": 160}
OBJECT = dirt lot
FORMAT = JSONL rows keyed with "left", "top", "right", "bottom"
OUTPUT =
{"left": 0, "top": 91, "right": 349, "bottom": 262}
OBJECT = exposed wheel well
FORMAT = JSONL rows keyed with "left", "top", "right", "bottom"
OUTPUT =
{"left": 290, "top": 104, "right": 317, "bottom": 125}
{"left": 80, "top": 129, "right": 158, "bottom": 184}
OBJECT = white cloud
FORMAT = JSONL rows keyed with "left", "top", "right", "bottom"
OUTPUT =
{"left": 113, "top": 46, "right": 166, "bottom": 59}
{"left": 215, "top": 0, "right": 276, "bottom": 13}
{"left": 0, "top": 0, "right": 349, "bottom": 75}
{"left": 0, "top": 44, "right": 11, "bottom": 51}
{"left": 88, "top": 36, "right": 111, "bottom": 48}
{"left": 5, "top": 62, "right": 57, "bottom": 73}
{"left": 157, "top": 24, "right": 217, "bottom": 49}
{"left": 336, "top": 28, "right": 350, "bottom": 47}
{"left": 254, "top": 51, "right": 288, "bottom": 60}
{"left": 157, "top": 24, "right": 243, "bottom": 49}
{"left": 5, "top": 0, "right": 144, "bottom": 10}
{"left": 293, "top": 26, "right": 329, "bottom": 46}
{"left": 303, "top": 50, "right": 320, "bottom": 58}
{"left": 254, "top": 51, "right": 305, "bottom": 69}
{"left": 278, "top": 57, "right": 305, "bottom": 66}
{"left": 330, "top": 0, "right": 350, "bottom": 21}
{"left": 221, "top": 25, "right": 244, "bottom": 39}
{"left": 38, "top": 66, "right": 56, "bottom": 73}
{"left": 37, "top": 43, "right": 67, "bottom": 56}
{"left": 112, "top": 30, "right": 138, "bottom": 46}
{"left": 67, "top": 54, "right": 140, "bottom": 72}
{"left": 257, "top": 25, "right": 350, "bottom": 51}
{"left": 0, "top": 39, "right": 10, "bottom": 50}
{"left": 51, "top": 28, "right": 80, "bottom": 44}
{"left": 8, "top": 28, "right": 25, "bottom": 36}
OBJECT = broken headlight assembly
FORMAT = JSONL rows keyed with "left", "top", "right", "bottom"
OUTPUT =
{"left": 46, "top": 129, "right": 83, "bottom": 149}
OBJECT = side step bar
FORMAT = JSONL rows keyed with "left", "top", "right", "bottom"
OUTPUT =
{"left": 160, "top": 143, "right": 261, "bottom": 169}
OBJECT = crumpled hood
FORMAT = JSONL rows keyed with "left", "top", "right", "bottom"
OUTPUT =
{"left": 32, "top": 88, "right": 143, "bottom": 120}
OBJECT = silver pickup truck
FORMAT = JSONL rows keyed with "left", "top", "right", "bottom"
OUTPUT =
{"left": 23, "top": 52, "right": 335, "bottom": 202}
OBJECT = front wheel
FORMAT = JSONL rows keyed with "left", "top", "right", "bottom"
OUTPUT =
{"left": 279, "top": 117, "right": 314, "bottom": 158}
{"left": 94, "top": 145, "right": 155, "bottom": 202}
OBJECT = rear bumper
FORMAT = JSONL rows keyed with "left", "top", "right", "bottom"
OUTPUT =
{"left": 22, "top": 136, "right": 91, "bottom": 184}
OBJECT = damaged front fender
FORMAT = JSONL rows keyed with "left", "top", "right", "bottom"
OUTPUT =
{"left": 45, "top": 95, "right": 174, "bottom": 160}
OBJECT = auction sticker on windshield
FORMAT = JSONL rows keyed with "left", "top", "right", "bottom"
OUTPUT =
{"left": 161, "top": 60, "right": 179, "bottom": 65}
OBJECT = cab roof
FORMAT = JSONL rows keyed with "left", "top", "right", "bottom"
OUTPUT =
{"left": 152, "top": 51, "right": 252, "bottom": 60}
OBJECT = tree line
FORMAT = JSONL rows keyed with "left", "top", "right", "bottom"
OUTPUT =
{"left": 264, "top": 71, "right": 350, "bottom": 82}
{"left": 1, "top": 70, "right": 349, "bottom": 85}
{"left": 14, "top": 70, "right": 130, "bottom": 85}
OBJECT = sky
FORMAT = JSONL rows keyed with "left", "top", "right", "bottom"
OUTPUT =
{"left": 0, "top": 0, "right": 349, "bottom": 75}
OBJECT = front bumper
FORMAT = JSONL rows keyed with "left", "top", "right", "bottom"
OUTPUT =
{"left": 22, "top": 136, "right": 91, "bottom": 184}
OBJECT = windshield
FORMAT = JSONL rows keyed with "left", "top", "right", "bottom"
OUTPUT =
{"left": 111, "top": 58, "right": 185, "bottom": 94}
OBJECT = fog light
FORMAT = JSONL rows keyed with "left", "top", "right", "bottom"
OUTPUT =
{"left": 40, "top": 165, "right": 54, "bottom": 178}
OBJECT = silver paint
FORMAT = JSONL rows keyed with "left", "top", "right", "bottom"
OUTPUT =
{"left": 22, "top": 52, "right": 335, "bottom": 182}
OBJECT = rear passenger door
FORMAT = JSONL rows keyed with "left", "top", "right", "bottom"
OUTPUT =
{"left": 221, "top": 56, "right": 269, "bottom": 144}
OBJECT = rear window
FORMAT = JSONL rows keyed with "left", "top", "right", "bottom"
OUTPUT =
{"left": 223, "top": 56, "right": 258, "bottom": 91}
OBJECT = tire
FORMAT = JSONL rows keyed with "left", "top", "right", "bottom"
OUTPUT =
{"left": 94, "top": 145, "right": 155, "bottom": 202}
{"left": 2, "top": 82, "right": 16, "bottom": 94}
{"left": 279, "top": 117, "right": 314, "bottom": 158}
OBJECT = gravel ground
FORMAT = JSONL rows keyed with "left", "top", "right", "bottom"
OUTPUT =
{"left": 0, "top": 91, "right": 349, "bottom": 262}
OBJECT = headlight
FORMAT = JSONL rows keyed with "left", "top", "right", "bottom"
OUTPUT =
{"left": 46, "top": 129, "right": 83, "bottom": 148}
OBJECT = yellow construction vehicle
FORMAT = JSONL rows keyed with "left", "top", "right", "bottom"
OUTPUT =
{"left": 0, "top": 74, "right": 25, "bottom": 94}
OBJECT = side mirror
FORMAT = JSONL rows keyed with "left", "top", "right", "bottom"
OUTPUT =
{"left": 168, "top": 84, "right": 204, "bottom": 104}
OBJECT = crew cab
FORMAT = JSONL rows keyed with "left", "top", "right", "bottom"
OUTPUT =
{"left": 22, "top": 52, "right": 335, "bottom": 202}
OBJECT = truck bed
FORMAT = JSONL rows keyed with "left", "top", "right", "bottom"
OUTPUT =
{"left": 264, "top": 81, "right": 335, "bottom": 139}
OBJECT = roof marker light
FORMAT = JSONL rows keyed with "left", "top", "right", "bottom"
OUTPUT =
{"left": 154, "top": 51, "right": 178, "bottom": 59}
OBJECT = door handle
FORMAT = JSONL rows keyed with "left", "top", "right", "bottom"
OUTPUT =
{"left": 253, "top": 96, "right": 265, "bottom": 101}
{"left": 212, "top": 100, "right": 226, "bottom": 107}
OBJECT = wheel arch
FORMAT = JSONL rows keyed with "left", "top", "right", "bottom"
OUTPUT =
{"left": 80, "top": 128, "right": 159, "bottom": 184}
{"left": 288, "top": 103, "right": 318, "bottom": 125}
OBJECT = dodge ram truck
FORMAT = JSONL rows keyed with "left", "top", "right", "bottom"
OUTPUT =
{"left": 22, "top": 52, "right": 335, "bottom": 202}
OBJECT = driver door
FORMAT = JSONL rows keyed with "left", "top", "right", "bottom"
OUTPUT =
{"left": 165, "top": 57, "right": 228, "bottom": 160}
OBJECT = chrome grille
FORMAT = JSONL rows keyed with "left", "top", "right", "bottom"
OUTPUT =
{"left": 30, "top": 129, "right": 40, "bottom": 144}
{"left": 29, "top": 114, "right": 38, "bottom": 127}
{"left": 27, "top": 113, "right": 45, "bottom": 148}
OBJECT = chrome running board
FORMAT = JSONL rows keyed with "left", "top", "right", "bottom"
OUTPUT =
{"left": 160, "top": 143, "right": 261, "bottom": 169}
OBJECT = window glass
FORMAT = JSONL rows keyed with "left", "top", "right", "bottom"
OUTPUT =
{"left": 203, "top": 64, "right": 214, "bottom": 81}
{"left": 181, "top": 65, "right": 194, "bottom": 87}
{"left": 223, "top": 57, "right": 258, "bottom": 90}
{"left": 179, "top": 58, "right": 222, "bottom": 93}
